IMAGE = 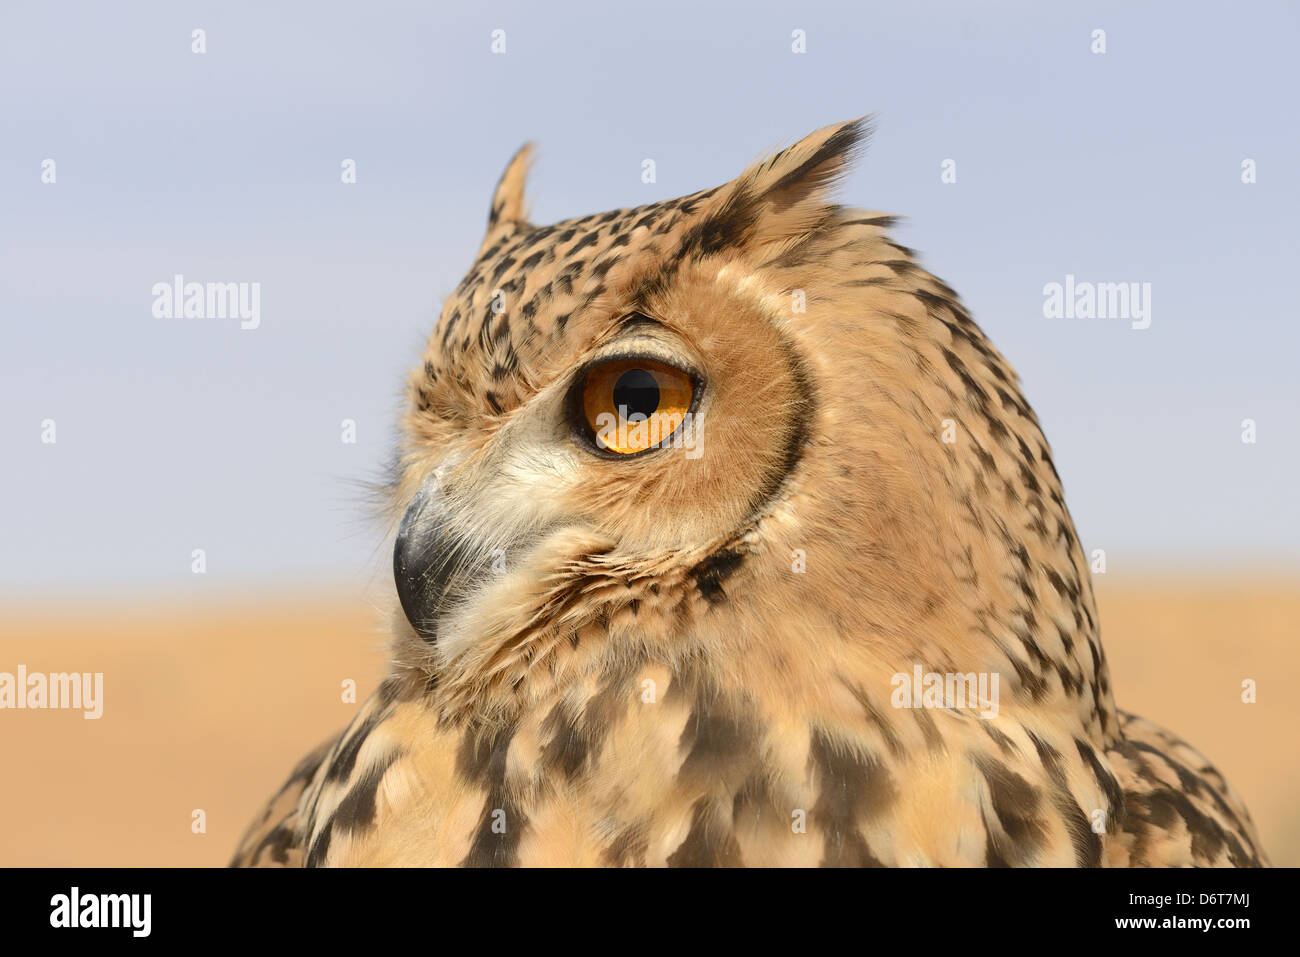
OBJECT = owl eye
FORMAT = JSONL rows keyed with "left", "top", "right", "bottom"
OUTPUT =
{"left": 577, "top": 357, "right": 695, "bottom": 455}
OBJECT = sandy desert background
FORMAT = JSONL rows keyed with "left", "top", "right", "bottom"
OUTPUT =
{"left": 1, "top": 574, "right": 1295, "bottom": 867}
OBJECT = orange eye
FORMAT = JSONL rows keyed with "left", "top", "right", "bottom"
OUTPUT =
{"left": 580, "top": 357, "right": 695, "bottom": 454}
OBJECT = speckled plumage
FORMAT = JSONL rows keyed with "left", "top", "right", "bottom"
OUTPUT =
{"left": 233, "top": 120, "right": 1267, "bottom": 868}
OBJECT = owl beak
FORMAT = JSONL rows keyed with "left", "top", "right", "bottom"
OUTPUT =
{"left": 393, "top": 478, "right": 455, "bottom": 643}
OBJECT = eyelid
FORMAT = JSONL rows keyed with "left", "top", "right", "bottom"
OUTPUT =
{"left": 581, "top": 337, "right": 703, "bottom": 384}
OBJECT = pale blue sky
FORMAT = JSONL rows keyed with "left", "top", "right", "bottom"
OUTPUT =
{"left": 2, "top": 0, "right": 1297, "bottom": 597}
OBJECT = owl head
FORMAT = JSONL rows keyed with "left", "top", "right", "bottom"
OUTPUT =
{"left": 391, "top": 119, "right": 1113, "bottom": 738}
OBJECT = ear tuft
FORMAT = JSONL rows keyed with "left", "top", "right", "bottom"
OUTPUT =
{"left": 757, "top": 116, "right": 871, "bottom": 211}
{"left": 479, "top": 143, "right": 534, "bottom": 254}
{"left": 720, "top": 116, "right": 873, "bottom": 253}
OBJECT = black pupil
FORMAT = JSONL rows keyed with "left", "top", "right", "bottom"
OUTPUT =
{"left": 612, "top": 368, "right": 660, "bottom": 418}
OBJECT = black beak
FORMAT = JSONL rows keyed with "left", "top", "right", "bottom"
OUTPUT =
{"left": 393, "top": 479, "right": 455, "bottom": 643}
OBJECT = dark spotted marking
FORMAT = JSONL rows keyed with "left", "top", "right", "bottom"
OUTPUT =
{"left": 975, "top": 755, "right": 1048, "bottom": 865}
{"left": 457, "top": 719, "right": 517, "bottom": 784}
{"left": 330, "top": 750, "right": 400, "bottom": 836}
{"left": 843, "top": 214, "right": 899, "bottom": 229}
{"left": 942, "top": 347, "right": 990, "bottom": 413}
{"left": 630, "top": 263, "right": 677, "bottom": 304}
{"left": 490, "top": 256, "right": 516, "bottom": 283}
{"left": 569, "top": 230, "right": 601, "bottom": 255}
{"left": 676, "top": 692, "right": 760, "bottom": 789}
{"left": 666, "top": 799, "right": 743, "bottom": 867}
{"left": 981, "top": 722, "right": 1018, "bottom": 758}
{"left": 513, "top": 223, "right": 556, "bottom": 251}
{"left": 983, "top": 828, "right": 1010, "bottom": 867}
{"left": 808, "top": 729, "right": 892, "bottom": 867}
{"left": 255, "top": 822, "right": 297, "bottom": 865}
{"left": 554, "top": 261, "right": 584, "bottom": 294}
{"left": 987, "top": 633, "right": 1049, "bottom": 701}
{"left": 692, "top": 546, "right": 747, "bottom": 604}
{"left": 324, "top": 710, "right": 382, "bottom": 784}
{"left": 1054, "top": 789, "right": 1102, "bottom": 867}
{"left": 1074, "top": 738, "right": 1125, "bottom": 829}
{"left": 1054, "top": 658, "right": 1085, "bottom": 695}
{"left": 1132, "top": 787, "right": 1252, "bottom": 865}
{"left": 539, "top": 702, "right": 589, "bottom": 779}
{"left": 1044, "top": 567, "right": 1076, "bottom": 602}
{"left": 491, "top": 309, "right": 513, "bottom": 346}
{"left": 304, "top": 822, "right": 332, "bottom": 868}
{"left": 458, "top": 719, "right": 527, "bottom": 867}
{"left": 518, "top": 250, "right": 548, "bottom": 272}
{"left": 970, "top": 438, "right": 998, "bottom": 475}
{"left": 912, "top": 708, "right": 946, "bottom": 752}
{"left": 676, "top": 188, "right": 760, "bottom": 260}
{"left": 1126, "top": 739, "right": 1249, "bottom": 832}
{"left": 847, "top": 684, "right": 905, "bottom": 758}
{"left": 1023, "top": 730, "right": 1103, "bottom": 866}
{"left": 1025, "top": 729, "right": 1063, "bottom": 777}
{"left": 876, "top": 258, "right": 922, "bottom": 278}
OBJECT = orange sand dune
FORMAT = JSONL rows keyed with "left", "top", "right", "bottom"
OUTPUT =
{"left": 1, "top": 578, "right": 1295, "bottom": 866}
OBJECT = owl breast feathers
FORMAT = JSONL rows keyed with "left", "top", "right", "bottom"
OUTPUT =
{"left": 234, "top": 119, "right": 1267, "bottom": 868}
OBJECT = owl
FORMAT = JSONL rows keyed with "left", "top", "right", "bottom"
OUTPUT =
{"left": 233, "top": 119, "right": 1267, "bottom": 867}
